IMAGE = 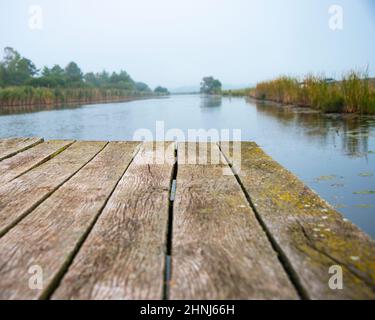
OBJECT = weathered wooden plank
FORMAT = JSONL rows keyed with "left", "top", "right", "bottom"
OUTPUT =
{"left": 220, "top": 142, "right": 375, "bottom": 299}
{"left": 169, "top": 142, "right": 298, "bottom": 300}
{"left": 0, "top": 141, "right": 107, "bottom": 237}
{"left": 52, "top": 142, "right": 175, "bottom": 300}
{"left": 0, "top": 137, "right": 43, "bottom": 161}
{"left": 0, "top": 142, "right": 140, "bottom": 300}
{"left": 0, "top": 140, "right": 74, "bottom": 183}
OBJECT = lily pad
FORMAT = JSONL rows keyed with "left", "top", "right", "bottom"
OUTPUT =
{"left": 331, "top": 183, "right": 345, "bottom": 188}
{"left": 334, "top": 204, "right": 347, "bottom": 209}
{"left": 358, "top": 172, "right": 374, "bottom": 177}
{"left": 353, "top": 190, "right": 375, "bottom": 195}
{"left": 315, "top": 175, "right": 336, "bottom": 182}
{"left": 353, "top": 204, "right": 374, "bottom": 209}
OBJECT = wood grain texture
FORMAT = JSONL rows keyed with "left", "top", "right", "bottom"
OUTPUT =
{"left": 0, "top": 137, "right": 43, "bottom": 161}
{"left": 52, "top": 142, "right": 175, "bottom": 300}
{"left": 0, "top": 140, "right": 74, "bottom": 183}
{"left": 170, "top": 142, "right": 298, "bottom": 300}
{"left": 0, "top": 142, "right": 140, "bottom": 300}
{"left": 220, "top": 142, "right": 375, "bottom": 299}
{"left": 0, "top": 141, "right": 106, "bottom": 237}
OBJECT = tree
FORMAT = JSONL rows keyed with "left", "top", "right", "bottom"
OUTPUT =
{"left": 0, "top": 64, "right": 4, "bottom": 87}
{"left": 65, "top": 62, "right": 83, "bottom": 83}
{"left": 17, "top": 58, "right": 38, "bottom": 77}
{"left": 117, "top": 70, "right": 133, "bottom": 83}
{"left": 3, "top": 47, "right": 20, "bottom": 67}
{"left": 31, "top": 64, "right": 66, "bottom": 87}
{"left": 41, "top": 66, "right": 51, "bottom": 77}
{"left": 135, "top": 82, "right": 151, "bottom": 92}
{"left": 50, "top": 64, "right": 65, "bottom": 77}
{"left": 97, "top": 70, "right": 110, "bottom": 86}
{"left": 106, "top": 70, "right": 135, "bottom": 90}
{"left": 84, "top": 72, "right": 98, "bottom": 86}
{"left": 154, "top": 86, "right": 170, "bottom": 95}
{"left": 115, "top": 70, "right": 135, "bottom": 90}
{"left": 0, "top": 47, "right": 158, "bottom": 95}
{"left": 1, "top": 47, "right": 38, "bottom": 85}
{"left": 200, "top": 76, "right": 222, "bottom": 94}
{"left": 109, "top": 72, "right": 120, "bottom": 84}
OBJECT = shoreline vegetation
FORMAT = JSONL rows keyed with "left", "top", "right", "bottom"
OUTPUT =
{"left": 0, "top": 87, "right": 154, "bottom": 108}
{"left": 0, "top": 47, "right": 169, "bottom": 109}
{"left": 223, "top": 71, "right": 375, "bottom": 114}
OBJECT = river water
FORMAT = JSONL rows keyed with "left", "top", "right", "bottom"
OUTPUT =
{"left": 0, "top": 95, "right": 374, "bottom": 238}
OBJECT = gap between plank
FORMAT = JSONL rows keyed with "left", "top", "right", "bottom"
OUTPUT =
{"left": 0, "top": 138, "right": 44, "bottom": 162}
{"left": 41, "top": 142, "right": 143, "bottom": 300}
{"left": 9, "top": 141, "right": 76, "bottom": 182}
{"left": 0, "top": 142, "right": 108, "bottom": 239}
{"left": 217, "top": 143, "right": 310, "bottom": 300}
{"left": 163, "top": 143, "right": 178, "bottom": 300}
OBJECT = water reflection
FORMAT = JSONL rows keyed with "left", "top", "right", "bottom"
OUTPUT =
{"left": 253, "top": 99, "right": 375, "bottom": 158}
{"left": 200, "top": 95, "right": 222, "bottom": 108}
{"left": 0, "top": 104, "right": 83, "bottom": 116}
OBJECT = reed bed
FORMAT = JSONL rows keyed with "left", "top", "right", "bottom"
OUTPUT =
{"left": 253, "top": 71, "right": 375, "bottom": 114}
{"left": 222, "top": 88, "right": 253, "bottom": 97}
{"left": 0, "top": 87, "right": 151, "bottom": 107}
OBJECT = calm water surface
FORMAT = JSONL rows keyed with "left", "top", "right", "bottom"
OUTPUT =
{"left": 1, "top": 95, "right": 374, "bottom": 238}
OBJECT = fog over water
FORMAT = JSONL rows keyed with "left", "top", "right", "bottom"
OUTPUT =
{"left": 1, "top": 0, "right": 375, "bottom": 89}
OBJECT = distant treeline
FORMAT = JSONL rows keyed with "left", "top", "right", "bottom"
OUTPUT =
{"left": 223, "top": 71, "right": 375, "bottom": 114}
{"left": 0, "top": 47, "right": 169, "bottom": 107}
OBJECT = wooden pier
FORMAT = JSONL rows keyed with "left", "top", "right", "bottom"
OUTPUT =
{"left": 0, "top": 138, "right": 374, "bottom": 300}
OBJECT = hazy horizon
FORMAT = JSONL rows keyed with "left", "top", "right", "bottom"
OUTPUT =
{"left": 1, "top": 0, "right": 375, "bottom": 90}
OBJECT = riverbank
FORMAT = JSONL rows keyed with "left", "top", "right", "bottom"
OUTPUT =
{"left": 223, "top": 72, "right": 375, "bottom": 114}
{"left": 0, "top": 95, "right": 162, "bottom": 116}
{"left": 0, "top": 86, "right": 162, "bottom": 109}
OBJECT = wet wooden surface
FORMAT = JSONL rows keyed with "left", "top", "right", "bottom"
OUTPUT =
{"left": 219, "top": 142, "right": 375, "bottom": 300}
{"left": 0, "top": 138, "right": 374, "bottom": 300}
{"left": 170, "top": 143, "right": 298, "bottom": 299}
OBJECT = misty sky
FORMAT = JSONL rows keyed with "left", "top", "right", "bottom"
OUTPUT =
{"left": 0, "top": 0, "right": 374, "bottom": 89}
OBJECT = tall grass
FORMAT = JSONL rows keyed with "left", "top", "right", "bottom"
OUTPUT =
{"left": 222, "top": 88, "right": 253, "bottom": 97}
{"left": 252, "top": 71, "right": 375, "bottom": 114}
{"left": 0, "top": 86, "right": 152, "bottom": 107}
